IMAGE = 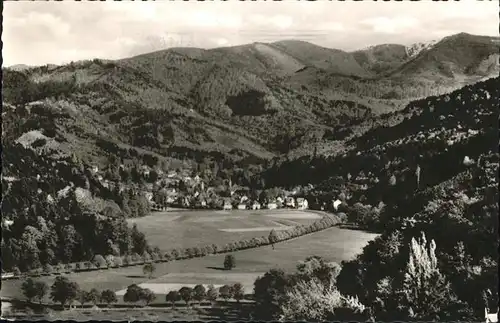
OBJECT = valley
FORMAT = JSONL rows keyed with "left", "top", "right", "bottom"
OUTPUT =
{"left": 1, "top": 29, "right": 498, "bottom": 322}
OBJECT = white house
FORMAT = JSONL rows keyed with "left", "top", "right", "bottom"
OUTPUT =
{"left": 285, "top": 197, "right": 295, "bottom": 208}
{"left": 296, "top": 198, "right": 309, "bottom": 210}
{"left": 333, "top": 199, "right": 343, "bottom": 211}
{"left": 237, "top": 204, "right": 247, "bottom": 210}
{"left": 251, "top": 201, "right": 261, "bottom": 210}
{"left": 267, "top": 202, "right": 278, "bottom": 210}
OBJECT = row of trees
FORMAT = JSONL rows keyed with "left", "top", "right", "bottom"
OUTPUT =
{"left": 123, "top": 283, "right": 245, "bottom": 308}
{"left": 21, "top": 276, "right": 247, "bottom": 310}
{"left": 21, "top": 276, "right": 117, "bottom": 309}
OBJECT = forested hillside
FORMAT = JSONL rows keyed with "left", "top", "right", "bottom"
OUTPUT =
{"left": 252, "top": 76, "right": 498, "bottom": 321}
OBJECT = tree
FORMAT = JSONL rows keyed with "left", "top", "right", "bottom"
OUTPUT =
{"left": 101, "top": 289, "right": 117, "bottom": 307}
{"left": 392, "top": 233, "right": 464, "bottom": 321}
{"left": 75, "top": 290, "right": 90, "bottom": 308}
{"left": 179, "top": 287, "right": 193, "bottom": 307}
{"left": 88, "top": 288, "right": 101, "bottom": 306}
{"left": 206, "top": 284, "right": 219, "bottom": 305}
{"left": 50, "top": 276, "right": 80, "bottom": 308}
{"left": 140, "top": 288, "right": 156, "bottom": 306}
{"left": 269, "top": 229, "right": 279, "bottom": 249}
{"left": 232, "top": 283, "right": 244, "bottom": 303}
{"left": 123, "top": 284, "right": 143, "bottom": 307}
{"left": 166, "top": 291, "right": 180, "bottom": 308}
{"left": 224, "top": 254, "right": 235, "bottom": 270}
{"left": 131, "top": 224, "right": 148, "bottom": 255}
{"left": 34, "top": 281, "right": 48, "bottom": 305}
{"left": 281, "top": 277, "right": 366, "bottom": 321}
{"left": 143, "top": 262, "right": 156, "bottom": 278}
{"left": 219, "top": 285, "right": 233, "bottom": 303}
{"left": 21, "top": 278, "right": 38, "bottom": 303}
{"left": 253, "top": 269, "right": 291, "bottom": 319}
{"left": 193, "top": 284, "right": 206, "bottom": 306}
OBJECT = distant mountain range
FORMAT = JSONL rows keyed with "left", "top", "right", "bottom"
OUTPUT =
{"left": 2, "top": 32, "right": 498, "bottom": 170}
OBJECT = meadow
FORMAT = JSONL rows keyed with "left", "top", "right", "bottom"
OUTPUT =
{"left": 1, "top": 211, "right": 378, "bottom": 305}
{"left": 126, "top": 209, "right": 323, "bottom": 250}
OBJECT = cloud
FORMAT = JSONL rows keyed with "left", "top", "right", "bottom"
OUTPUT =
{"left": 360, "top": 16, "right": 420, "bottom": 34}
{"left": 2, "top": 0, "right": 498, "bottom": 66}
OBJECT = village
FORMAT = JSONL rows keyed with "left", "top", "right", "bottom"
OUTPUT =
{"left": 88, "top": 163, "right": 349, "bottom": 214}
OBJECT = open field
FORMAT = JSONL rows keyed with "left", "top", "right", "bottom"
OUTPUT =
{"left": 126, "top": 209, "right": 322, "bottom": 250}
{"left": 1, "top": 224, "right": 378, "bottom": 304}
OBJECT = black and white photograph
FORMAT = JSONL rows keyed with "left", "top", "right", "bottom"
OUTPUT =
{"left": 1, "top": 0, "right": 498, "bottom": 321}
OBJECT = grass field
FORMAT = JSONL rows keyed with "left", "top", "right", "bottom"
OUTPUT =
{"left": 1, "top": 219, "right": 378, "bottom": 305}
{"left": 126, "top": 209, "right": 322, "bottom": 250}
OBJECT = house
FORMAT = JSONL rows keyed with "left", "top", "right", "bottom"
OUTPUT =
{"left": 201, "top": 200, "right": 207, "bottom": 207}
{"left": 333, "top": 199, "right": 343, "bottom": 211}
{"left": 223, "top": 200, "right": 233, "bottom": 211}
{"left": 485, "top": 307, "right": 498, "bottom": 323}
{"left": 285, "top": 197, "right": 296, "bottom": 208}
{"left": 267, "top": 202, "right": 278, "bottom": 210}
{"left": 237, "top": 204, "right": 247, "bottom": 210}
{"left": 251, "top": 201, "right": 261, "bottom": 210}
{"left": 296, "top": 198, "right": 309, "bottom": 210}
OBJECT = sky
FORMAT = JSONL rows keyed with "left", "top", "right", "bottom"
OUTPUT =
{"left": 3, "top": 0, "right": 498, "bottom": 66}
